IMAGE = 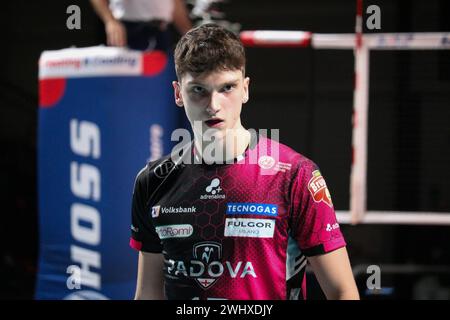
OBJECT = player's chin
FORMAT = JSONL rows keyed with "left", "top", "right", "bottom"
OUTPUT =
{"left": 203, "top": 126, "right": 226, "bottom": 141}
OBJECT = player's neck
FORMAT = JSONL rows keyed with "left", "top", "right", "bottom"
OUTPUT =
{"left": 194, "top": 127, "right": 250, "bottom": 164}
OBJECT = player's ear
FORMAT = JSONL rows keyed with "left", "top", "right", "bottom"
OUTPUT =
{"left": 172, "top": 81, "right": 184, "bottom": 107}
{"left": 242, "top": 77, "right": 250, "bottom": 104}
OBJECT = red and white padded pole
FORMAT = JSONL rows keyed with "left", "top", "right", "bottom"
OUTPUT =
{"left": 240, "top": 30, "right": 312, "bottom": 48}
{"left": 350, "top": 0, "right": 369, "bottom": 225}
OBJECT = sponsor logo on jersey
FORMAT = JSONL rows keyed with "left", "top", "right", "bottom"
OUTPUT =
{"left": 166, "top": 241, "right": 257, "bottom": 289}
{"left": 258, "top": 156, "right": 291, "bottom": 173}
{"left": 258, "top": 156, "right": 276, "bottom": 169}
{"left": 224, "top": 218, "right": 275, "bottom": 238}
{"left": 159, "top": 206, "right": 197, "bottom": 214}
{"left": 200, "top": 178, "right": 226, "bottom": 200}
{"left": 307, "top": 170, "right": 333, "bottom": 208}
{"left": 151, "top": 205, "right": 160, "bottom": 218}
{"left": 156, "top": 224, "right": 193, "bottom": 239}
{"left": 153, "top": 159, "right": 177, "bottom": 178}
{"left": 152, "top": 205, "right": 196, "bottom": 217}
{"left": 326, "top": 223, "right": 340, "bottom": 232}
{"left": 226, "top": 203, "right": 278, "bottom": 217}
{"left": 274, "top": 161, "right": 292, "bottom": 172}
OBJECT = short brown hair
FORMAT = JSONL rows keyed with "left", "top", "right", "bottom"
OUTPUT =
{"left": 174, "top": 23, "right": 246, "bottom": 80}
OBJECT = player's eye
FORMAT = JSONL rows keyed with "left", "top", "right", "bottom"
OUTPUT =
{"left": 191, "top": 86, "right": 206, "bottom": 95}
{"left": 222, "top": 84, "right": 235, "bottom": 92}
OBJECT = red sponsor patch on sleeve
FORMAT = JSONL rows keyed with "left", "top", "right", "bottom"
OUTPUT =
{"left": 307, "top": 170, "right": 333, "bottom": 208}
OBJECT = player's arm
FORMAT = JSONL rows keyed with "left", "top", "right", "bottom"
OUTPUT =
{"left": 131, "top": 165, "right": 166, "bottom": 300}
{"left": 134, "top": 251, "right": 165, "bottom": 300}
{"left": 307, "top": 247, "right": 360, "bottom": 300}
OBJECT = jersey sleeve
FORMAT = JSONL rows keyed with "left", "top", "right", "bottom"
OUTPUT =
{"left": 289, "top": 160, "right": 346, "bottom": 257}
{"left": 129, "top": 165, "right": 163, "bottom": 253}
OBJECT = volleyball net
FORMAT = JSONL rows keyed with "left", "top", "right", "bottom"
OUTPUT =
{"left": 240, "top": 30, "right": 450, "bottom": 225}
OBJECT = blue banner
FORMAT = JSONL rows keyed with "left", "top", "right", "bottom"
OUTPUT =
{"left": 36, "top": 47, "right": 185, "bottom": 299}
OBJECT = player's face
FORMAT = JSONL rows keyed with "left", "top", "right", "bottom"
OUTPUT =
{"left": 173, "top": 69, "right": 250, "bottom": 142}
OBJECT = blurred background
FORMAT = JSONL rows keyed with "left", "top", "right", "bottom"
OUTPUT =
{"left": 1, "top": 0, "right": 449, "bottom": 299}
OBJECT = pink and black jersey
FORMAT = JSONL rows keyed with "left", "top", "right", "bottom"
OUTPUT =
{"left": 130, "top": 134, "right": 346, "bottom": 300}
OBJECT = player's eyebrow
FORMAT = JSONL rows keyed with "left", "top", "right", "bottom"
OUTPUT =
{"left": 185, "top": 81, "right": 205, "bottom": 86}
{"left": 186, "top": 79, "right": 240, "bottom": 87}
{"left": 220, "top": 80, "right": 239, "bottom": 86}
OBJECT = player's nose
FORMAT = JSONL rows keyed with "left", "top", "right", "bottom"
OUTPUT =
{"left": 206, "top": 91, "right": 221, "bottom": 115}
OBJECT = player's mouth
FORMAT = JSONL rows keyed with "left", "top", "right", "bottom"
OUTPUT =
{"left": 205, "top": 118, "right": 224, "bottom": 128}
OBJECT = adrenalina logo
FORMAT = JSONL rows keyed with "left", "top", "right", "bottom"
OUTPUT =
{"left": 200, "top": 178, "right": 225, "bottom": 200}
{"left": 226, "top": 203, "right": 278, "bottom": 216}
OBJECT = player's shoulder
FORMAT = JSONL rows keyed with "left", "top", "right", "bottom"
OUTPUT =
{"left": 134, "top": 141, "right": 193, "bottom": 197}
{"left": 133, "top": 154, "right": 175, "bottom": 189}
{"left": 260, "top": 135, "right": 319, "bottom": 173}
